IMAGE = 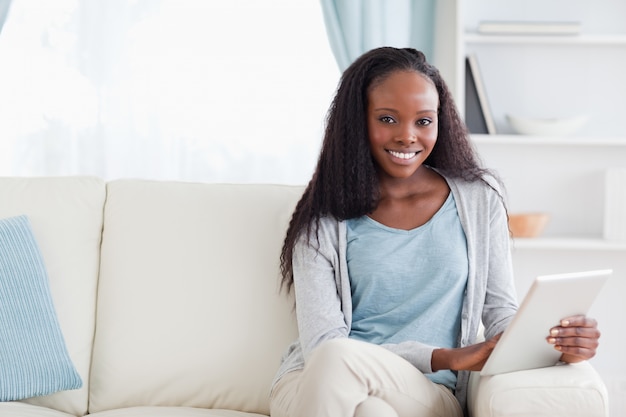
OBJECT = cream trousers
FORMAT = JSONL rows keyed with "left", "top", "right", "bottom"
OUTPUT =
{"left": 269, "top": 338, "right": 463, "bottom": 417}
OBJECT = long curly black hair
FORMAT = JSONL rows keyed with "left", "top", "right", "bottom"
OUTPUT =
{"left": 280, "top": 47, "right": 493, "bottom": 293}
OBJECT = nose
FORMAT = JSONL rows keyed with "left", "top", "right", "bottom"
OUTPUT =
{"left": 395, "top": 124, "right": 417, "bottom": 144}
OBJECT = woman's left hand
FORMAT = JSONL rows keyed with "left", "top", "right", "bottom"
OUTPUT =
{"left": 547, "top": 315, "right": 600, "bottom": 363}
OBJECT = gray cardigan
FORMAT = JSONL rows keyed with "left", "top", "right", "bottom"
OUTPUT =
{"left": 272, "top": 174, "right": 519, "bottom": 411}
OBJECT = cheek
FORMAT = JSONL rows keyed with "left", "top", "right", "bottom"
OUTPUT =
{"left": 423, "top": 126, "right": 438, "bottom": 147}
{"left": 367, "top": 124, "right": 387, "bottom": 147}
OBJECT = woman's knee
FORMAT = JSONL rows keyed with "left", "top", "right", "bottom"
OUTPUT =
{"left": 298, "top": 338, "right": 377, "bottom": 397}
{"left": 355, "top": 396, "right": 399, "bottom": 417}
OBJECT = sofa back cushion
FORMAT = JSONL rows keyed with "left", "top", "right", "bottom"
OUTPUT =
{"left": 0, "top": 177, "right": 106, "bottom": 415}
{"left": 90, "top": 180, "right": 301, "bottom": 414}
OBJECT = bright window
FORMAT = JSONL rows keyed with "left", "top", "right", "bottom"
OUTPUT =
{"left": 0, "top": 0, "right": 340, "bottom": 184}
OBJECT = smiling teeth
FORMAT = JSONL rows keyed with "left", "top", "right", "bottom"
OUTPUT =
{"left": 388, "top": 150, "right": 417, "bottom": 159}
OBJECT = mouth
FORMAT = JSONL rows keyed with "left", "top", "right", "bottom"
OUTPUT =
{"left": 387, "top": 150, "right": 419, "bottom": 160}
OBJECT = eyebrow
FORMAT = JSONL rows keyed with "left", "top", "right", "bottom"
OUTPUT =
{"left": 372, "top": 107, "right": 437, "bottom": 114}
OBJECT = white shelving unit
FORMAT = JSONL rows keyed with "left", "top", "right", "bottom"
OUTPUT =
{"left": 431, "top": 0, "right": 626, "bottom": 249}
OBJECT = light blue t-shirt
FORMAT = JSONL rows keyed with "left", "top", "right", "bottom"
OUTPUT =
{"left": 346, "top": 193, "right": 468, "bottom": 389}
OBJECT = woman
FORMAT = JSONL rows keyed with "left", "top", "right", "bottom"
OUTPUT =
{"left": 269, "top": 47, "right": 600, "bottom": 417}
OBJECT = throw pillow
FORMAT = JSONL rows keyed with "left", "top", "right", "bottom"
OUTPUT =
{"left": 0, "top": 215, "right": 82, "bottom": 401}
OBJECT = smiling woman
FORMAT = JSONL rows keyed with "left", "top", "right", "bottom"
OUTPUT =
{"left": 0, "top": 0, "right": 339, "bottom": 183}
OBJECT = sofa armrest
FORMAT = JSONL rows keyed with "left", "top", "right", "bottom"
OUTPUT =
{"left": 468, "top": 362, "right": 608, "bottom": 417}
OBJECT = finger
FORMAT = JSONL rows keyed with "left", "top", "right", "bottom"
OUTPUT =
{"left": 547, "top": 335, "right": 599, "bottom": 350}
{"left": 549, "top": 325, "right": 601, "bottom": 340}
{"left": 558, "top": 315, "right": 598, "bottom": 328}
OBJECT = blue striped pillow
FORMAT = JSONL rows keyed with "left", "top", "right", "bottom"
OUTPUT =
{"left": 0, "top": 215, "right": 82, "bottom": 401}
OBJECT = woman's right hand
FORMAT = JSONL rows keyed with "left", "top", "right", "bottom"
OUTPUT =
{"left": 431, "top": 333, "right": 502, "bottom": 372}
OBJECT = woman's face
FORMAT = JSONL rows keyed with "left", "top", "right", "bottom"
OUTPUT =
{"left": 367, "top": 70, "right": 439, "bottom": 181}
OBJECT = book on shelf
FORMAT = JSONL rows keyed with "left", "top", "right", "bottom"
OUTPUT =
{"left": 478, "top": 21, "right": 581, "bottom": 36}
{"left": 465, "top": 54, "right": 496, "bottom": 135}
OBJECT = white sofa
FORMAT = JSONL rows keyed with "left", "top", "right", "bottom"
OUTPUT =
{"left": 0, "top": 177, "right": 609, "bottom": 417}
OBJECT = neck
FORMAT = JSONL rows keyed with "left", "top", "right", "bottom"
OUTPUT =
{"left": 377, "top": 165, "right": 434, "bottom": 200}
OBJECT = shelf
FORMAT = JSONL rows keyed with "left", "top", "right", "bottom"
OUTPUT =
{"left": 511, "top": 237, "right": 626, "bottom": 251}
{"left": 470, "top": 134, "right": 626, "bottom": 146}
{"left": 464, "top": 33, "right": 626, "bottom": 46}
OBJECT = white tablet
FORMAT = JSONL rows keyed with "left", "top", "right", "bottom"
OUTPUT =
{"left": 480, "top": 269, "right": 611, "bottom": 376}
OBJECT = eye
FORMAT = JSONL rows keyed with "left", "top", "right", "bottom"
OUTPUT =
{"left": 416, "top": 118, "right": 433, "bottom": 126}
{"left": 379, "top": 116, "right": 396, "bottom": 124}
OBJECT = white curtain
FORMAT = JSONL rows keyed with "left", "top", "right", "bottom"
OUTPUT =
{"left": 0, "top": 0, "right": 340, "bottom": 184}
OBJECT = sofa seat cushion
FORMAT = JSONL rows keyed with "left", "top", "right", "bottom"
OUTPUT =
{"left": 0, "top": 402, "right": 76, "bottom": 417}
{"left": 468, "top": 361, "right": 608, "bottom": 417}
{"left": 89, "top": 406, "right": 268, "bottom": 417}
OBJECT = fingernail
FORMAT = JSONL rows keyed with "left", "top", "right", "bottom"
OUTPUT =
{"left": 548, "top": 337, "right": 556, "bottom": 344}
{"left": 555, "top": 345, "right": 562, "bottom": 351}
{"left": 550, "top": 329, "right": 559, "bottom": 336}
{"left": 561, "top": 320, "right": 570, "bottom": 327}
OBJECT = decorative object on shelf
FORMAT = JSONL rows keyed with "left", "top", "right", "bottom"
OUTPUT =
{"left": 465, "top": 54, "right": 496, "bottom": 134}
{"left": 604, "top": 168, "right": 626, "bottom": 242}
{"left": 505, "top": 114, "right": 588, "bottom": 136}
{"left": 477, "top": 21, "right": 582, "bottom": 36}
{"left": 508, "top": 212, "right": 550, "bottom": 238}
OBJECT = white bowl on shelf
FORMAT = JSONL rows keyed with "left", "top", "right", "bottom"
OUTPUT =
{"left": 506, "top": 114, "right": 589, "bottom": 136}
